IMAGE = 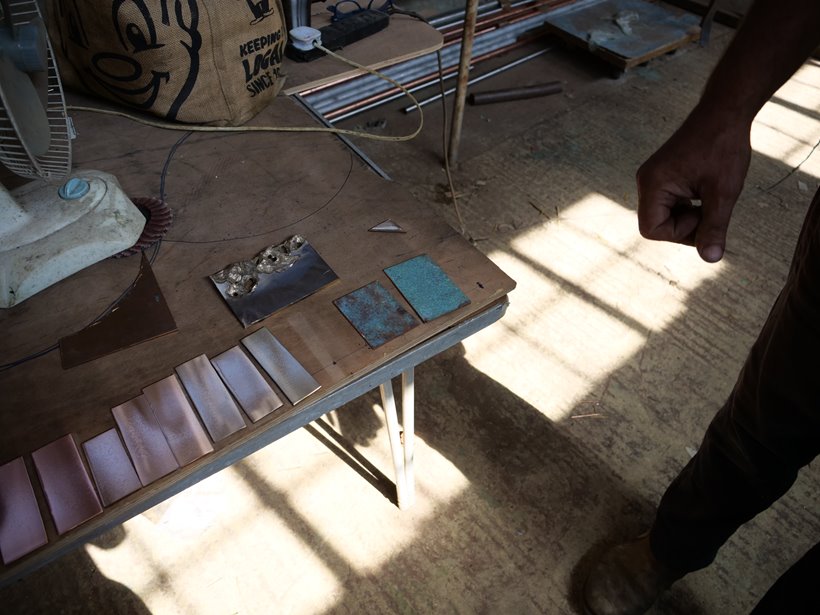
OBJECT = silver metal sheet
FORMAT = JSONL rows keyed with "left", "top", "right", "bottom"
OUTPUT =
{"left": 175, "top": 355, "right": 247, "bottom": 442}
{"left": 143, "top": 375, "right": 214, "bottom": 466}
{"left": 112, "top": 396, "right": 180, "bottom": 486}
{"left": 369, "top": 219, "right": 406, "bottom": 233}
{"left": 210, "top": 237, "right": 338, "bottom": 327}
{"left": 241, "top": 328, "right": 321, "bottom": 405}
{"left": 211, "top": 346, "right": 284, "bottom": 422}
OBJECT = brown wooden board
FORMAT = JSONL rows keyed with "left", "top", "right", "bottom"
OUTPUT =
{"left": 281, "top": 12, "right": 443, "bottom": 95}
{"left": 0, "top": 93, "right": 514, "bottom": 583}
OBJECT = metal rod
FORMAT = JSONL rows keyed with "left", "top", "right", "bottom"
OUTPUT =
{"left": 326, "top": 32, "right": 548, "bottom": 120}
{"left": 327, "top": 63, "right": 471, "bottom": 123}
{"left": 467, "top": 80, "right": 563, "bottom": 105}
{"left": 403, "top": 46, "right": 552, "bottom": 113}
{"left": 440, "top": 0, "right": 573, "bottom": 42}
{"left": 301, "top": 7, "right": 561, "bottom": 112}
{"left": 401, "top": 369, "right": 415, "bottom": 507}
{"left": 304, "top": 14, "right": 539, "bottom": 106}
{"left": 292, "top": 94, "right": 392, "bottom": 181}
{"left": 448, "top": 0, "right": 481, "bottom": 168}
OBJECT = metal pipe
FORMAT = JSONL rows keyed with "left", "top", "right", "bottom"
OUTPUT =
{"left": 326, "top": 63, "right": 470, "bottom": 122}
{"left": 304, "top": 15, "right": 535, "bottom": 105}
{"left": 298, "top": 4, "right": 563, "bottom": 104}
{"left": 467, "top": 80, "right": 563, "bottom": 105}
{"left": 429, "top": 0, "right": 535, "bottom": 28}
{"left": 440, "top": 0, "right": 573, "bottom": 41}
{"left": 300, "top": 1, "right": 567, "bottom": 117}
{"left": 326, "top": 32, "right": 546, "bottom": 120}
{"left": 403, "top": 46, "right": 552, "bottom": 113}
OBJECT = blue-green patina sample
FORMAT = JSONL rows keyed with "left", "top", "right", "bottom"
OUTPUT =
{"left": 384, "top": 255, "right": 470, "bottom": 322}
{"left": 334, "top": 281, "right": 419, "bottom": 348}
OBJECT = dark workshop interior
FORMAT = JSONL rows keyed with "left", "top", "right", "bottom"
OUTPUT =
{"left": 1, "top": 0, "right": 818, "bottom": 613}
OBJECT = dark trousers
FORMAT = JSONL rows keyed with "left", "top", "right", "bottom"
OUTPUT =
{"left": 648, "top": 190, "right": 820, "bottom": 605}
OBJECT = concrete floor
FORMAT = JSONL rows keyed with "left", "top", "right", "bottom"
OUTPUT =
{"left": 3, "top": 22, "right": 820, "bottom": 615}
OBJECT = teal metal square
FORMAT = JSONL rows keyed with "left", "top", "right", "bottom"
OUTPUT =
{"left": 334, "top": 281, "right": 419, "bottom": 348}
{"left": 384, "top": 255, "right": 470, "bottom": 322}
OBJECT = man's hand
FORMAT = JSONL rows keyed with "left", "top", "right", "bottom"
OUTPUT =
{"left": 636, "top": 105, "right": 752, "bottom": 263}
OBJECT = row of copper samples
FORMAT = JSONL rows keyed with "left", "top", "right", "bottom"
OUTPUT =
{"left": 0, "top": 328, "right": 317, "bottom": 566}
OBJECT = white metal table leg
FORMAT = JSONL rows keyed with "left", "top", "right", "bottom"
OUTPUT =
{"left": 379, "top": 380, "right": 408, "bottom": 508}
{"left": 401, "top": 368, "right": 415, "bottom": 507}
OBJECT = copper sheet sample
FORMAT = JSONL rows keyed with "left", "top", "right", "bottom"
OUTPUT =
{"left": 0, "top": 457, "right": 48, "bottom": 564}
{"left": 143, "top": 375, "right": 214, "bottom": 465}
{"left": 59, "top": 253, "right": 177, "bottom": 369}
{"left": 82, "top": 428, "right": 142, "bottom": 507}
{"left": 241, "top": 328, "right": 320, "bottom": 405}
{"left": 31, "top": 435, "right": 103, "bottom": 535}
{"left": 384, "top": 254, "right": 470, "bottom": 322}
{"left": 334, "top": 281, "right": 419, "bottom": 348}
{"left": 112, "top": 396, "right": 180, "bottom": 486}
{"left": 175, "top": 355, "right": 247, "bottom": 441}
{"left": 211, "top": 346, "right": 283, "bottom": 422}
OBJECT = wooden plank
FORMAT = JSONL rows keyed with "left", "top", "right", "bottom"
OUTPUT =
{"left": 0, "top": 93, "right": 514, "bottom": 582}
{"left": 281, "top": 12, "right": 443, "bottom": 95}
{"left": 542, "top": 0, "right": 701, "bottom": 70}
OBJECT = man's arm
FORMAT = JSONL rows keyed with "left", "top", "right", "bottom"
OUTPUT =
{"left": 637, "top": 1, "right": 820, "bottom": 263}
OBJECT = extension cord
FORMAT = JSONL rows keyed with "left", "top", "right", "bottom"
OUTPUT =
{"left": 286, "top": 10, "right": 390, "bottom": 62}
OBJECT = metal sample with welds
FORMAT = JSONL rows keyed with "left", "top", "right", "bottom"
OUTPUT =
{"left": 210, "top": 236, "right": 338, "bottom": 327}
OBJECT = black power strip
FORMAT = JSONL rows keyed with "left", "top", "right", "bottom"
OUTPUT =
{"left": 286, "top": 10, "right": 390, "bottom": 62}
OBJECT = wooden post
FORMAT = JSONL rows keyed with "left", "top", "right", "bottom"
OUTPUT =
{"left": 448, "top": 0, "right": 479, "bottom": 168}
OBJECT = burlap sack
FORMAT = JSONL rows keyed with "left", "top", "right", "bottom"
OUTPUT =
{"left": 46, "top": 0, "right": 287, "bottom": 126}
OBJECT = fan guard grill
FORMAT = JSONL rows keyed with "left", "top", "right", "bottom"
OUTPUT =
{"left": 0, "top": 0, "right": 71, "bottom": 180}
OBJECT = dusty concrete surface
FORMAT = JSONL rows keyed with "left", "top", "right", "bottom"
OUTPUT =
{"left": 3, "top": 24, "right": 819, "bottom": 615}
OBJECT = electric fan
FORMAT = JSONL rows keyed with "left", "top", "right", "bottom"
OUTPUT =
{"left": 0, "top": 0, "right": 145, "bottom": 308}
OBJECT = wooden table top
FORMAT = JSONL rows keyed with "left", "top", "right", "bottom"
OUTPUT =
{"left": 0, "top": 93, "right": 514, "bottom": 582}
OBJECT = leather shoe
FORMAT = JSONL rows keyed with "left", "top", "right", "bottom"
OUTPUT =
{"left": 582, "top": 533, "right": 682, "bottom": 615}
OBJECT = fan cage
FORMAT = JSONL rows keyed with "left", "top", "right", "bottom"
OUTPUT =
{"left": 0, "top": 0, "right": 71, "bottom": 180}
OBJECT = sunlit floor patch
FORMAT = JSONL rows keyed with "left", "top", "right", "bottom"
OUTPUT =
{"left": 462, "top": 193, "right": 724, "bottom": 422}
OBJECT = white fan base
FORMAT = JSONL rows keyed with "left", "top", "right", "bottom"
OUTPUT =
{"left": 0, "top": 170, "right": 145, "bottom": 308}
